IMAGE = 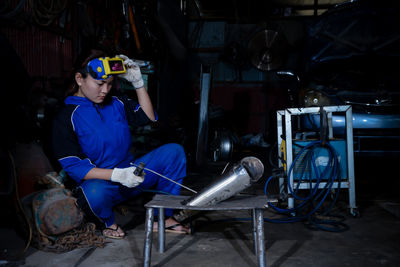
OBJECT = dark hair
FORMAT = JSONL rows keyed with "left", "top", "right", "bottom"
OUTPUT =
{"left": 65, "top": 49, "right": 108, "bottom": 96}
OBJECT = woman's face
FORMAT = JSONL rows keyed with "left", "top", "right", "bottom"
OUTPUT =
{"left": 75, "top": 72, "right": 113, "bottom": 103}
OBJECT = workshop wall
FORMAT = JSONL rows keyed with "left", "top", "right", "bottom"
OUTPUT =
{"left": 188, "top": 19, "right": 306, "bottom": 137}
{"left": 2, "top": 27, "right": 73, "bottom": 79}
{"left": 0, "top": 0, "right": 73, "bottom": 79}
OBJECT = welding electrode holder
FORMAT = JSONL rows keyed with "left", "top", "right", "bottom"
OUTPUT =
{"left": 134, "top": 162, "right": 146, "bottom": 177}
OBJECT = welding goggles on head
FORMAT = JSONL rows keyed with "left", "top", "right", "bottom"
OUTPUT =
{"left": 85, "top": 57, "right": 126, "bottom": 80}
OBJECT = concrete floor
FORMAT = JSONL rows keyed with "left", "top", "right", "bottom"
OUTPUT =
{"left": 1, "top": 153, "right": 400, "bottom": 267}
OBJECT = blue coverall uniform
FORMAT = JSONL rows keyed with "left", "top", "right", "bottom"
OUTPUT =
{"left": 52, "top": 95, "right": 186, "bottom": 227}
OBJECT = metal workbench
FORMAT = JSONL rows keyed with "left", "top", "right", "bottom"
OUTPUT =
{"left": 143, "top": 194, "right": 277, "bottom": 267}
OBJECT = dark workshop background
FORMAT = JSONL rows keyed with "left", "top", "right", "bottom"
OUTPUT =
{"left": 1, "top": 0, "right": 400, "bottom": 228}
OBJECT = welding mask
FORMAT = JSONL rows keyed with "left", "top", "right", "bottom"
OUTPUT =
{"left": 86, "top": 57, "right": 126, "bottom": 80}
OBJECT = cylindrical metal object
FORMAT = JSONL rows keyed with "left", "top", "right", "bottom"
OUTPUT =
{"left": 255, "top": 209, "right": 266, "bottom": 267}
{"left": 158, "top": 208, "right": 165, "bottom": 253}
{"left": 252, "top": 209, "right": 258, "bottom": 255}
{"left": 143, "top": 208, "right": 154, "bottom": 267}
{"left": 182, "top": 157, "right": 264, "bottom": 206}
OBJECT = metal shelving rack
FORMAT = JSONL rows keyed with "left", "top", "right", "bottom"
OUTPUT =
{"left": 276, "top": 105, "right": 357, "bottom": 216}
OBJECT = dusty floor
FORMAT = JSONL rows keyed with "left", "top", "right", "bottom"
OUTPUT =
{"left": 1, "top": 151, "right": 399, "bottom": 267}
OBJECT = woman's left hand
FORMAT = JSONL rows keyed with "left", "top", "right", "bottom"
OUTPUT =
{"left": 117, "top": 54, "right": 144, "bottom": 89}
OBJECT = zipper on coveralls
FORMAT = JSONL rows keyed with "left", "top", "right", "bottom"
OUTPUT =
{"left": 93, "top": 103, "right": 103, "bottom": 121}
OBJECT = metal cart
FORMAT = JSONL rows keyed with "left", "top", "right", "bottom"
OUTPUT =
{"left": 276, "top": 105, "right": 358, "bottom": 216}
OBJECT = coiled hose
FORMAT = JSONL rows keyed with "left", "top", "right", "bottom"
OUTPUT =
{"left": 263, "top": 140, "right": 348, "bottom": 232}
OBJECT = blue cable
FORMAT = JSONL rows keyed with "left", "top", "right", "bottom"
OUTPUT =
{"left": 268, "top": 141, "right": 326, "bottom": 214}
{"left": 261, "top": 140, "right": 346, "bottom": 231}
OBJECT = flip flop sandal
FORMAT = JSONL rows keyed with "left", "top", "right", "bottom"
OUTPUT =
{"left": 102, "top": 225, "right": 125, "bottom": 239}
{"left": 154, "top": 223, "right": 191, "bottom": 234}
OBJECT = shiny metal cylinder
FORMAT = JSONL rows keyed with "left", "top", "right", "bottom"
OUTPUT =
{"left": 143, "top": 208, "right": 154, "bottom": 267}
{"left": 183, "top": 157, "right": 264, "bottom": 206}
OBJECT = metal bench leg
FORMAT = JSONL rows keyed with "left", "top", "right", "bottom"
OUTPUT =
{"left": 252, "top": 209, "right": 258, "bottom": 256}
{"left": 255, "top": 209, "right": 266, "bottom": 267}
{"left": 144, "top": 207, "right": 155, "bottom": 267}
{"left": 158, "top": 208, "right": 165, "bottom": 253}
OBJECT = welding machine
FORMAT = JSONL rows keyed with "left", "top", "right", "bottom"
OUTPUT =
{"left": 292, "top": 139, "right": 348, "bottom": 181}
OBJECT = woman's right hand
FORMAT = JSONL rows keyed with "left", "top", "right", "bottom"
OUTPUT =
{"left": 110, "top": 166, "right": 144, "bottom": 188}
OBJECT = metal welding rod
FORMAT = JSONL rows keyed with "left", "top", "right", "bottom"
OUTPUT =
{"left": 131, "top": 163, "right": 198, "bottom": 194}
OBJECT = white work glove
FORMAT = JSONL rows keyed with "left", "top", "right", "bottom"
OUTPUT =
{"left": 110, "top": 166, "right": 144, "bottom": 188}
{"left": 117, "top": 54, "right": 144, "bottom": 89}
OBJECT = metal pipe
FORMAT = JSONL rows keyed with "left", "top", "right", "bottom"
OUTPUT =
{"left": 252, "top": 209, "right": 258, "bottom": 256}
{"left": 182, "top": 157, "right": 264, "bottom": 206}
{"left": 143, "top": 208, "right": 154, "bottom": 267}
{"left": 255, "top": 209, "right": 266, "bottom": 267}
{"left": 158, "top": 208, "right": 165, "bottom": 253}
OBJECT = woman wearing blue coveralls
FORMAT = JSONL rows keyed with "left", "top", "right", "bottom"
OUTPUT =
{"left": 52, "top": 49, "right": 190, "bottom": 239}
